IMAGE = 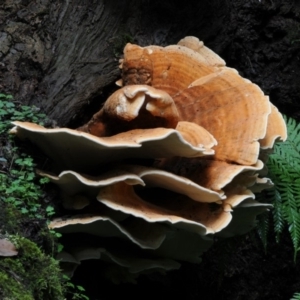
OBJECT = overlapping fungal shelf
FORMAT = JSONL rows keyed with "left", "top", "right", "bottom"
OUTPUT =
{"left": 11, "top": 36, "right": 287, "bottom": 282}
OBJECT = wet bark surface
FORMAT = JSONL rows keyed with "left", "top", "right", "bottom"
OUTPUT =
{"left": 1, "top": 0, "right": 300, "bottom": 299}
{"left": 215, "top": 1, "right": 300, "bottom": 121}
{"left": 1, "top": 0, "right": 300, "bottom": 125}
{"left": 0, "top": 0, "right": 227, "bottom": 126}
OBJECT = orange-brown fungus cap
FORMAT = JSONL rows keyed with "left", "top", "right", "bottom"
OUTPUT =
{"left": 11, "top": 121, "right": 214, "bottom": 173}
{"left": 122, "top": 42, "right": 219, "bottom": 95}
{"left": 173, "top": 68, "right": 271, "bottom": 165}
{"left": 260, "top": 103, "right": 287, "bottom": 149}
{"left": 177, "top": 36, "right": 225, "bottom": 67}
{"left": 97, "top": 182, "right": 231, "bottom": 235}
{"left": 78, "top": 85, "right": 179, "bottom": 137}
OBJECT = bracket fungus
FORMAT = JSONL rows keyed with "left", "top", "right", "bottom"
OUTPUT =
{"left": 11, "top": 36, "right": 287, "bottom": 281}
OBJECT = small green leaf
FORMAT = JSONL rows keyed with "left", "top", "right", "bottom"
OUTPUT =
{"left": 46, "top": 205, "right": 54, "bottom": 212}
{"left": 21, "top": 207, "right": 29, "bottom": 214}
{"left": 39, "top": 177, "right": 50, "bottom": 184}
{"left": 57, "top": 243, "right": 64, "bottom": 253}
{"left": 76, "top": 285, "right": 86, "bottom": 292}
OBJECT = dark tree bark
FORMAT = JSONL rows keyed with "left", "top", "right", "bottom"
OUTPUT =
{"left": 0, "top": 0, "right": 228, "bottom": 126}
{"left": 2, "top": 0, "right": 300, "bottom": 126}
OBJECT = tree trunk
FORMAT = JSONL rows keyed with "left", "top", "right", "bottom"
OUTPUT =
{"left": 2, "top": 1, "right": 300, "bottom": 125}
{"left": 0, "top": 0, "right": 228, "bottom": 126}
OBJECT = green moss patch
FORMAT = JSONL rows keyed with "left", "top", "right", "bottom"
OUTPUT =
{"left": 0, "top": 235, "right": 64, "bottom": 300}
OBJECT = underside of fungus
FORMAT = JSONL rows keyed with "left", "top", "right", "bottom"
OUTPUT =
{"left": 10, "top": 36, "right": 287, "bottom": 281}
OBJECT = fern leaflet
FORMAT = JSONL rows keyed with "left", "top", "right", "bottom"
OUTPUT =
{"left": 291, "top": 292, "right": 300, "bottom": 300}
{"left": 264, "top": 115, "right": 300, "bottom": 259}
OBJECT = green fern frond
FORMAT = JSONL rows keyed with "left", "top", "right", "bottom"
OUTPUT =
{"left": 265, "top": 115, "right": 300, "bottom": 259}
{"left": 272, "top": 189, "right": 285, "bottom": 242}
{"left": 290, "top": 292, "right": 300, "bottom": 300}
{"left": 285, "top": 207, "right": 300, "bottom": 261}
{"left": 285, "top": 117, "right": 300, "bottom": 149}
{"left": 256, "top": 211, "right": 270, "bottom": 252}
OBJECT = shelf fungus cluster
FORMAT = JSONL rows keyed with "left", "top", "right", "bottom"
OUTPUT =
{"left": 11, "top": 36, "right": 287, "bottom": 282}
